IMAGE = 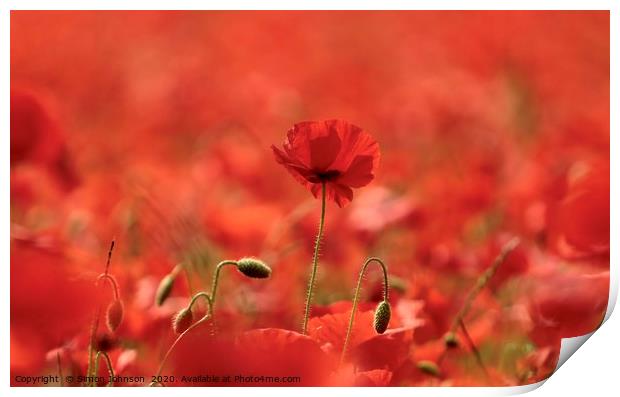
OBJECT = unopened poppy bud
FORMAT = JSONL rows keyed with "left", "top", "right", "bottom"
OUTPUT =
{"left": 444, "top": 332, "right": 458, "bottom": 348}
{"left": 106, "top": 300, "right": 124, "bottom": 333}
{"left": 236, "top": 258, "right": 272, "bottom": 279}
{"left": 373, "top": 301, "right": 391, "bottom": 334}
{"left": 155, "top": 274, "right": 175, "bottom": 306}
{"left": 417, "top": 360, "right": 440, "bottom": 377}
{"left": 172, "top": 308, "right": 194, "bottom": 334}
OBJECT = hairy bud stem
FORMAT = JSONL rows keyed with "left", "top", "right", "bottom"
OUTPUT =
{"left": 340, "top": 257, "right": 390, "bottom": 365}
{"left": 94, "top": 351, "right": 115, "bottom": 387}
{"left": 153, "top": 292, "right": 214, "bottom": 385}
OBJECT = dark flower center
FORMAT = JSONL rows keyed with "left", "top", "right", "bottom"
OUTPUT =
{"left": 95, "top": 333, "right": 117, "bottom": 352}
{"left": 314, "top": 169, "right": 341, "bottom": 181}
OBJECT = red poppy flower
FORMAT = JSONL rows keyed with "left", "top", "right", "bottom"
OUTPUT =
{"left": 528, "top": 270, "right": 608, "bottom": 345}
{"left": 307, "top": 308, "right": 376, "bottom": 353}
{"left": 272, "top": 120, "right": 380, "bottom": 207}
{"left": 549, "top": 161, "right": 610, "bottom": 258}
{"left": 170, "top": 327, "right": 332, "bottom": 386}
{"left": 10, "top": 89, "right": 79, "bottom": 191}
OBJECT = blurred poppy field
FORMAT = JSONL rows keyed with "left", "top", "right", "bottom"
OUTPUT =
{"left": 10, "top": 11, "right": 610, "bottom": 387}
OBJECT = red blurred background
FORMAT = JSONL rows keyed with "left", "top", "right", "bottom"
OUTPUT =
{"left": 10, "top": 11, "right": 609, "bottom": 386}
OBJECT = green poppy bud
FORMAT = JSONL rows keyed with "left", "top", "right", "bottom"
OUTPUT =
{"left": 236, "top": 258, "right": 272, "bottom": 279}
{"left": 172, "top": 307, "right": 194, "bottom": 334}
{"left": 155, "top": 274, "right": 175, "bottom": 306}
{"left": 444, "top": 332, "right": 459, "bottom": 348}
{"left": 373, "top": 301, "right": 391, "bottom": 334}
{"left": 417, "top": 360, "right": 441, "bottom": 377}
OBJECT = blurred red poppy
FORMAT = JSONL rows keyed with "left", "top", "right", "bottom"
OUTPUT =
{"left": 528, "top": 271, "right": 608, "bottom": 345}
{"left": 271, "top": 120, "right": 380, "bottom": 207}
{"left": 550, "top": 161, "right": 610, "bottom": 258}
{"left": 235, "top": 328, "right": 333, "bottom": 386}
{"left": 307, "top": 308, "right": 376, "bottom": 353}
{"left": 10, "top": 89, "right": 79, "bottom": 191}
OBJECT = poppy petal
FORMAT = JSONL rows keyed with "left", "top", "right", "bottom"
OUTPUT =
{"left": 308, "top": 124, "right": 342, "bottom": 171}
{"left": 310, "top": 182, "right": 354, "bottom": 206}
{"left": 235, "top": 328, "right": 333, "bottom": 385}
{"left": 329, "top": 121, "right": 379, "bottom": 173}
{"left": 272, "top": 145, "right": 315, "bottom": 185}
{"left": 282, "top": 125, "right": 312, "bottom": 167}
{"left": 336, "top": 155, "right": 377, "bottom": 188}
{"left": 307, "top": 309, "right": 376, "bottom": 352}
{"left": 354, "top": 369, "right": 393, "bottom": 386}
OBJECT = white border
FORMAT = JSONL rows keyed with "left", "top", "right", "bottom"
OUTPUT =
{"left": 2, "top": 2, "right": 616, "bottom": 396}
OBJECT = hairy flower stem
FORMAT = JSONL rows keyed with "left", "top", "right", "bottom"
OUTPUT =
{"left": 341, "top": 257, "right": 389, "bottom": 364}
{"left": 153, "top": 293, "right": 213, "bottom": 384}
{"left": 97, "top": 274, "right": 120, "bottom": 300}
{"left": 210, "top": 260, "right": 239, "bottom": 317}
{"left": 56, "top": 352, "right": 64, "bottom": 387}
{"left": 459, "top": 319, "right": 489, "bottom": 379}
{"left": 188, "top": 291, "right": 214, "bottom": 313}
{"left": 94, "top": 351, "right": 115, "bottom": 387}
{"left": 448, "top": 237, "right": 520, "bottom": 335}
{"left": 85, "top": 308, "right": 101, "bottom": 386}
{"left": 441, "top": 238, "right": 520, "bottom": 375}
{"left": 86, "top": 239, "right": 115, "bottom": 386}
{"left": 302, "top": 181, "right": 326, "bottom": 335}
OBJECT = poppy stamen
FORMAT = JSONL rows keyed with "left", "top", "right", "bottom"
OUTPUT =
{"left": 315, "top": 169, "right": 341, "bottom": 181}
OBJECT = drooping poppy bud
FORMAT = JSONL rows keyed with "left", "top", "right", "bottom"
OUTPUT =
{"left": 155, "top": 274, "right": 175, "bottom": 306}
{"left": 444, "top": 332, "right": 459, "bottom": 348}
{"left": 172, "top": 307, "right": 194, "bottom": 334}
{"left": 236, "top": 258, "right": 272, "bottom": 279}
{"left": 417, "top": 360, "right": 441, "bottom": 377}
{"left": 106, "top": 299, "right": 124, "bottom": 333}
{"left": 373, "top": 300, "right": 391, "bottom": 334}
